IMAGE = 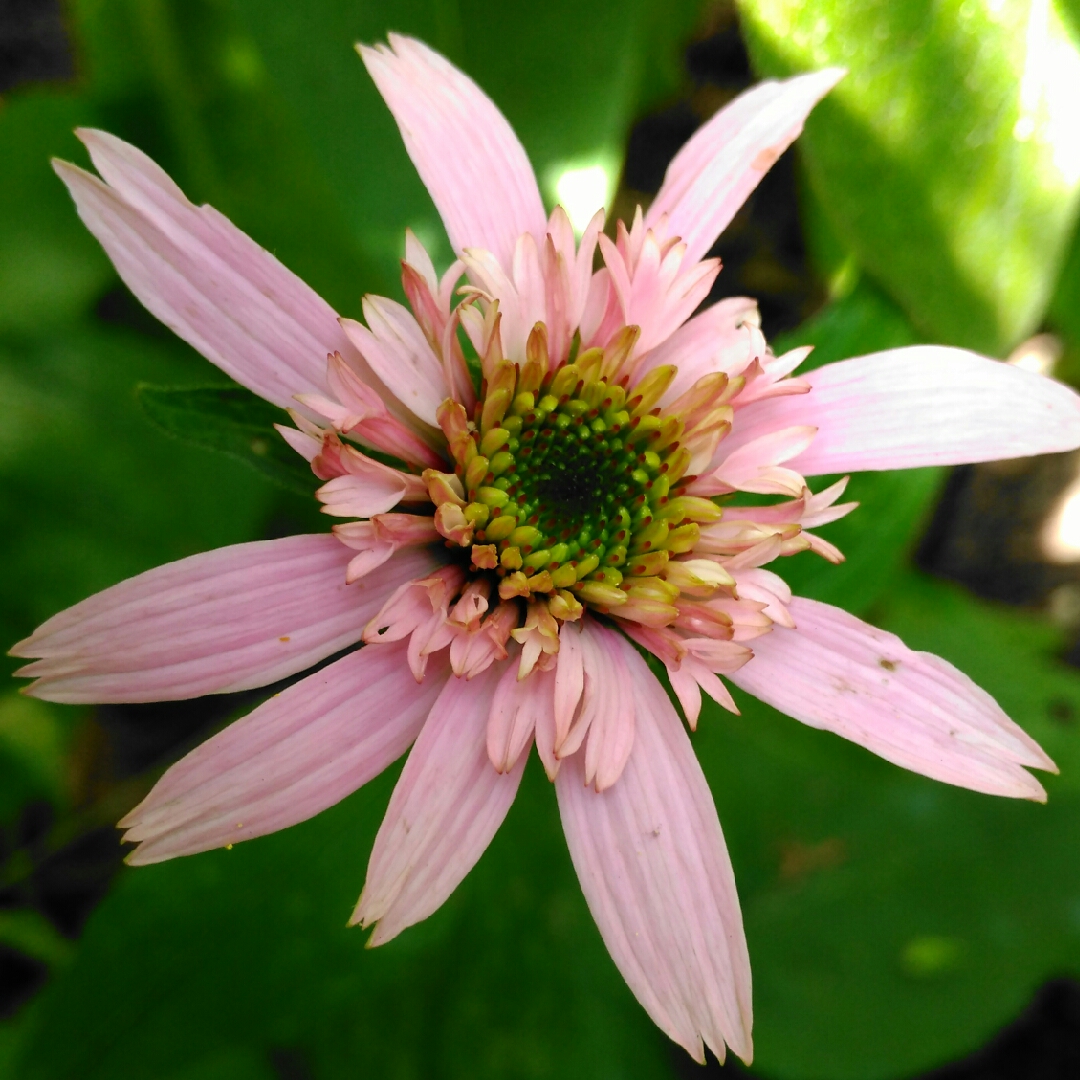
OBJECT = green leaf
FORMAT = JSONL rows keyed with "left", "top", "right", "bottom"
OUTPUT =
{"left": 0, "top": 911, "right": 74, "bottom": 970}
{"left": 1048, "top": 215, "right": 1080, "bottom": 384}
{"left": 137, "top": 385, "right": 315, "bottom": 497}
{"left": 738, "top": 0, "right": 1080, "bottom": 354}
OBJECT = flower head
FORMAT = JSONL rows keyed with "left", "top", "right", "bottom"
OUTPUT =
{"left": 11, "top": 34, "right": 1080, "bottom": 1064}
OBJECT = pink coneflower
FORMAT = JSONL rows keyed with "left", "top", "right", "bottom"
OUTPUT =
{"left": 11, "top": 35, "right": 1080, "bottom": 1064}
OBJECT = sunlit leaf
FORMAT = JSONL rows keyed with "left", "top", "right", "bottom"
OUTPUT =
{"left": 1048, "top": 215, "right": 1080, "bottom": 384}
{"left": 738, "top": 0, "right": 1080, "bottom": 354}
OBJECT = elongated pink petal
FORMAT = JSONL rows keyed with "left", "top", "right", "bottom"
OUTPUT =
{"left": 14, "top": 538, "right": 441, "bottom": 703}
{"left": 316, "top": 462, "right": 410, "bottom": 518}
{"left": 730, "top": 597, "right": 1055, "bottom": 799}
{"left": 487, "top": 662, "right": 554, "bottom": 773}
{"left": 580, "top": 621, "right": 637, "bottom": 792}
{"left": 557, "top": 617, "right": 626, "bottom": 765}
{"left": 696, "top": 425, "right": 815, "bottom": 496}
{"left": 343, "top": 298, "right": 450, "bottom": 427}
{"left": 668, "top": 657, "right": 739, "bottom": 728}
{"left": 598, "top": 230, "right": 720, "bottom": 359}
{"left": 459, "top": 242, "right": 547, "bottom": 364}
{"left": 359, "top": 35, "right": 547, "bottom": 269}
{"left": 639, "top": 297, "right": 762, "bottom": 402}
{"left": 731, "top": 347, "right": 1080, "bottom": 475}
{"left": 556, "top": 651, "right": 752, "bottom": 1064}
{"left": 354, "top": 662, "right": 527, "bottom": 944}
{"left": 60, "top": 135, "right": 374, "bottom": 413}
{"left": 645, "top": 69, "right": 844, "bottom": 264}
{"left": 120, "top": 641, "right": 448, "bottom": 863}
{"left": 553, "top": 620, "right": 585, "bottom": 748}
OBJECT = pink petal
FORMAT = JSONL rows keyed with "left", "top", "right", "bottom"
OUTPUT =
{"left": 732, "top": 347, "right": 1080, "bottom": 475}
{"left": 60, "top": 134, "right": 371, "bottom": 412}
{"left": 693, "top": 426, "right": 816, "bottom": 496}
{"left": 579, "top": 621, "right": 637, "bottom": 792}
{"left": 553, "top": 620, "right": 585, "bottom": 749}
{"left": 556, "top": 619, "right": 635, "bottom": 784}
{"left": 342, "top": 298, "right": 450, "bottom": 427}
{"left": 730, "top": 597, "right": 1055, "bottom": 799}
{"left": 731, "top": 568, "right": 795, "bottom": 629}
{"left": 639, "top": 297, "right": 763, "bottom": 403}
{"left": 460, "top": 240, "right": 547, "bottom": 364}
{"left": 14, "top": 538, "right": 441, "bottom": 703}
{"left": 354, "top": 662, "right": 526, "bottom": 944}
{"left": 120, "top": 641, "right": 448, "bottom": 864}
{"left": 668, "top": 656, "right": 739, "bottom": 728}
{"left": 359, "top": 35, "right": 547, "bottom": 270}
{"left": 720, "top": 477, "right": 856, "bottom": 529}
{"left": 555, "top": 650, "right": 752, "bottom": 1064}
{"left": 315, "top": 450, "right": 417, "bottom": 518}
{"left": 598, "top": 230, "right": 720, "bottom": 359}
{"left": 487, "top": 662, "right": 554, "bottom": 773}
{"left": 544, "top": 206, "right": 604, "bottom": 360}
{"left": 333, "top": 515, "right": 440, "bottom": 585}
{"left": 322, "top": 352, "right": 446, "bottom": 469}
{"left": 645, "top": 68, "right": 844, "bottom": 264}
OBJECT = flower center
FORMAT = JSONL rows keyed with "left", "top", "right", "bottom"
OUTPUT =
{"left": 478, "top": 371, "right": 666, "bottom": 578}
{"left": 432, "top": 338, "right": 722, "bottom": 620}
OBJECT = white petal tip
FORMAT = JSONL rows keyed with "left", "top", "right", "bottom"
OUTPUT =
{"left": 73, "top": 128, "right": 117, "bottom": 157}
{"left": 355, "top": 41, "right": 385, "bottom": 67}
{"left": 123, "top": 846, "right": 153, "bottom": 867}
{"left": 51, "top": 158, "right": 79, "bottom": 180}
{"left": 365, "top": 922, "right": 400, "bottom": 948}
{"left": 815, "top": 66, "right": 848, "bottom": 89}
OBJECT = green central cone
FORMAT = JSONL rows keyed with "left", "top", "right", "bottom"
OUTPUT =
{"left": 460, "top": 354, "right": 696, "bottom": 592}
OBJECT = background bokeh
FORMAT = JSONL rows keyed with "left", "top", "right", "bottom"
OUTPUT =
{"left": 3, "top": 1, "right": 1080, "bottom": 1077}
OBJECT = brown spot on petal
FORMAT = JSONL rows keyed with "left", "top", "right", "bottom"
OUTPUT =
{"left": 752, "top": 145, "right": 783, "bottom": 171}
{"left": 279, "top": 636, "right": 291, "bottom": 643}
{"left": 879, "top": 658, "right": 898, "bottom": 672}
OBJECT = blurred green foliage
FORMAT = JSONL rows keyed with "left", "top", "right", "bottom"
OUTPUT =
{"left": 4, "top": 0, "right": 1080, "bottom": 1077}
{"left": 136, "top": 385, "right": 315, "bottom": 496}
